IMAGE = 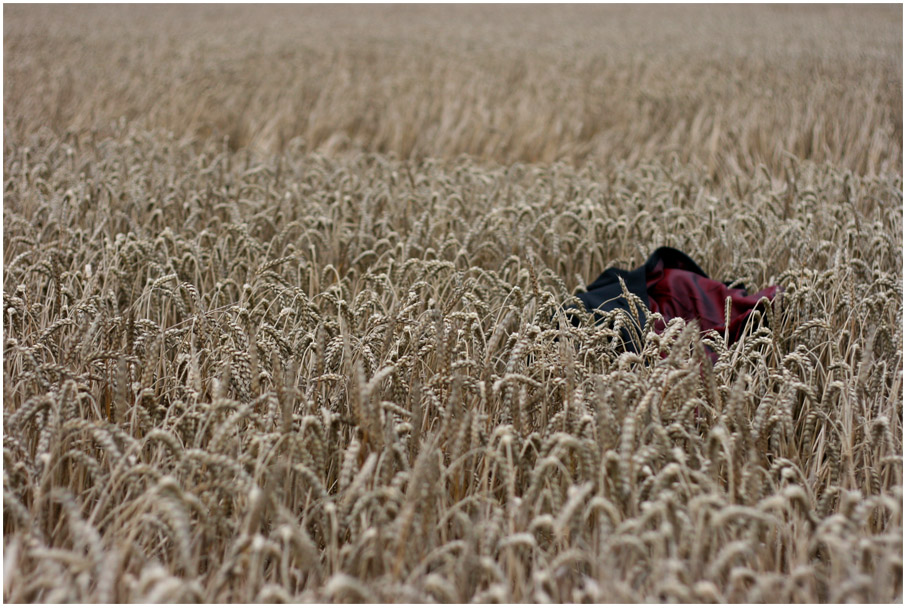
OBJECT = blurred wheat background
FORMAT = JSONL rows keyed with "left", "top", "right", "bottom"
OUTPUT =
{"left": 3, "top": 4, "right": 903, "bottom": 602}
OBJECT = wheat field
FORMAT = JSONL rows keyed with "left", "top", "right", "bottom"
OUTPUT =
{"left": 2, "top": 4, "right": 903, "bottom": 603}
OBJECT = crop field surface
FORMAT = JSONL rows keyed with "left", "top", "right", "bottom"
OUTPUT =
{"left": 2, "top": 4, "right": 903, "bottom": 603}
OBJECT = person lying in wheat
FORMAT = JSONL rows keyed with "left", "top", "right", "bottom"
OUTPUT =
{"left": 569, "top": 247, "right": 779, "bottom": 359}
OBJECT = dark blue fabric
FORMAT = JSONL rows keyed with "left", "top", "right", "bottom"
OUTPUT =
{"left": 568, "top": 247, "right": 709, "bottom": 350}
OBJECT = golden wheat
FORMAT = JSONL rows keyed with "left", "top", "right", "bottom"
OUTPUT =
{"left": 3, "top": 3, "right": 903, "bottom": 604}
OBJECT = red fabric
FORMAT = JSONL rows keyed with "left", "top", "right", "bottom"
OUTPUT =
{"left": 646, "top": 260, "right": 779, "bottom": 342}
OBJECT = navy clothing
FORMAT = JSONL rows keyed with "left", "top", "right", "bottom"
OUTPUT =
{"left": 570, "top": 247, "right": 779, "bottom": 354}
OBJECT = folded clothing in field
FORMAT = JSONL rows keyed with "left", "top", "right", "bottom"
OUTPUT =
{"left": 571, "top": 247, "right": 779, "bottom": 353}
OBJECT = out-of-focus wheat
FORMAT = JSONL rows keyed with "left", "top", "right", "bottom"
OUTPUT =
{"left": 3, "top": 3, "right": 902, "bottom": 604}
{"left": 3, "top": 4, "right": 902, "bottom": 178}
